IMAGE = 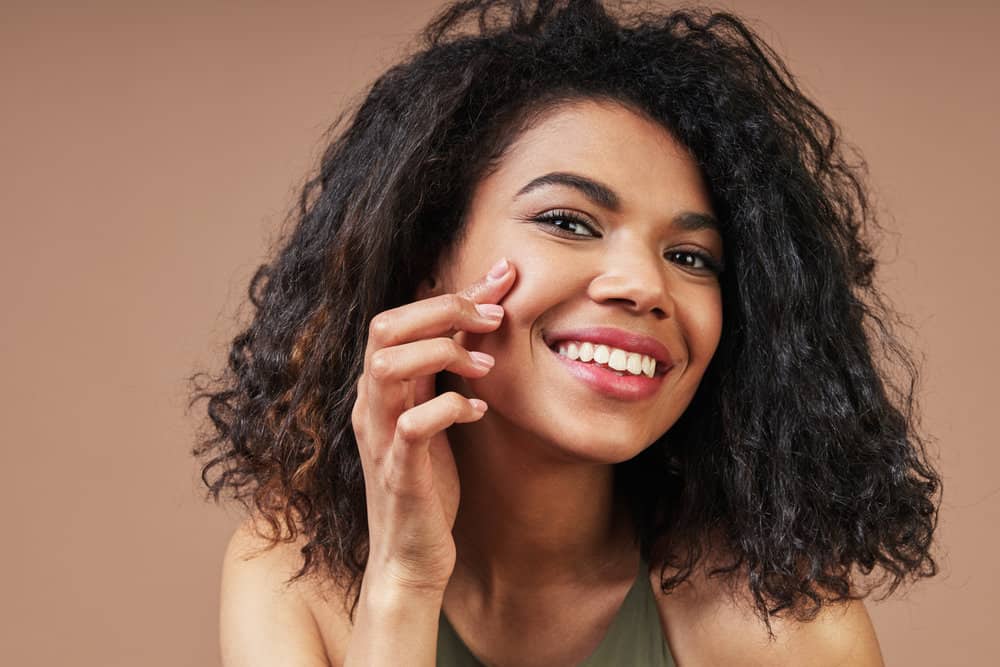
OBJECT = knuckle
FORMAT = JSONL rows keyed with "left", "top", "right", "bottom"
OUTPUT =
{"left": 443, "top": 293, "right": 468, "bottom": 318}
{"left": 350, "top": 379, "right": 370, "bottom": 436}
{"left": 350, "top": 400, "right": 364, "bottom": 430}
{"left": 445, "top": 392, "right": 469, "bottom": 417}
{"left": 368, "top": 349, "right": 393, "bottom": 379}
{"left": 395, "top": 413, "right": 421, "bottom": 443}
{"left": 432, "top": 337, "right": 460, "bottom": 361}
{"left": 368, "top": 313, "right": 392, "bottom": 344}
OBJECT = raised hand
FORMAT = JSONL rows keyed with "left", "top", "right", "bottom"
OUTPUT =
{"left": 351, "top": 258, "right": 516, "bottom": 593}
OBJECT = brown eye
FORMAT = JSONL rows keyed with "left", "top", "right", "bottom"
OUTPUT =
{"left": 532, "top": 210, "right": 599, "bottom": 238}
{"left": 666, "top": 250, "right": 723, "bottom": 274}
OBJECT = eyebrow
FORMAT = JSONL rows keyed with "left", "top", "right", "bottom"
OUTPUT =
{"left": 513, "top": 171, "right": 720, "bottom": 233}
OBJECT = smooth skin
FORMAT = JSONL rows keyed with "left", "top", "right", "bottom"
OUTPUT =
{"left": 220, "top": 99, "right": 884, "bottom": 666}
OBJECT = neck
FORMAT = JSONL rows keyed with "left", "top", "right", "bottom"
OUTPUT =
{"left": 447, "top": 407, "right": 638, "bottom": 605}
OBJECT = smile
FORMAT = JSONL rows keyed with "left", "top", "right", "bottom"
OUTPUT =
{"left": 546, "top": 342, "right": 670, "bottom": 401}
{"left": 554, "top": 341, "right": 658, "bottom": 378}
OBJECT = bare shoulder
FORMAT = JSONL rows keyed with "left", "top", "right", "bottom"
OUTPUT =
{"left": 650, "top": 549, "right": 884, "bottom": 667}
{"left": 695, "top": 593, "right": 883, "bottom": 666}
{"left": 220, "top": 516, "right": 353, "bottom": 667}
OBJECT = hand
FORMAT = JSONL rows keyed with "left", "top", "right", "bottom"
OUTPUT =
{"left": 351, "top": 258, "right": 516, "bottom": 593}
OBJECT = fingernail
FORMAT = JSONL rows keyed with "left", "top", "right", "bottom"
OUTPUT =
{"left": 487, "top": 257, "right": 509, "bottom": 280}
{"left": 475, "top": 303, "right": 504, "bottom": 320}
{"left": 469, "top": 351, "right": 495, "bottom": 368}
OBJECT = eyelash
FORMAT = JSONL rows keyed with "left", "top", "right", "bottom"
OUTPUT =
{"left": 531, "top": 210, "right": 725, "bottom": 275}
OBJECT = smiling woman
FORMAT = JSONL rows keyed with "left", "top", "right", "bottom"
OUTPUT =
{"left": 427, "top": 103, "right": 725, "bottom": 453}
{"left": 189, "top": 1, "right": 939, "bottom": 666}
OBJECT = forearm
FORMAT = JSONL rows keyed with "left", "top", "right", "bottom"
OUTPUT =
{"left": 343, "top": 568, "right": 445, "bottom": 667}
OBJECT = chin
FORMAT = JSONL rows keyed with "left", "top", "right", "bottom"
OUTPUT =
{"left": 522, "top": 411, "right": 660, "bottom": 464}
{"left": 466, "top": 373, "right": 671, "bottom": 462}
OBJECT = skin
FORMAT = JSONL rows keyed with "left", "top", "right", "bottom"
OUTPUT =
{"left": 418, "top": 98, "right": 881, "bottom": 665}
{"left": 220, "top": 97, "right": 885, "bottom": 667}
{"left": 420, "top": 98, "right": 725, "bottom": 663}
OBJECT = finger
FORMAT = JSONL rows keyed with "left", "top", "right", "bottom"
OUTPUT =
{"left": 363, "top": 257, "right": 516, "bottom": 368}
{"left": 369, "top": 337, "right": 494, "bottom": 384}
{"left": 384, "top": 392, "right": 487, "bottom": 494}
{"left": 458, "top": 257, "right": 516, "bottom": 305}
{"left": 366, "top": 336, "right": 492, "bottom": 442}
{"left": 365, "top": 292, "right": 503, "bottom": 368}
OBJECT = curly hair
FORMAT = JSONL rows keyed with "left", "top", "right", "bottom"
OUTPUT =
{"left": 188, "top": 0, "right": 941, "bottom": 637}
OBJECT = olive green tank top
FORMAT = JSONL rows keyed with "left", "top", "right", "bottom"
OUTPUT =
{"left": 436, "top": 555, "right": 676, "bottom": 666}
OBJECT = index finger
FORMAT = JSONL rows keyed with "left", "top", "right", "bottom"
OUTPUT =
{"left": 459, "top": 257, "right": 516, "bottom": 305}
{"left": 363, "top": 257, "right": 517, "bottom": 365}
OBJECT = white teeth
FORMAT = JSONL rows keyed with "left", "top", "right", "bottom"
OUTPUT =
{"left": 642, "top": 355, "right": 654, "bottom": 376}
{"left": 593, "top": 345, "right": 610, "bottom": 364}
{"left": 627, "top": 352, "right": 642, "bottom": 375}
{"left": 554, "top": 340, "right": 658, "bottom": 378}
{"left": 608, "top": 348, "right": 627, "bottom": 371}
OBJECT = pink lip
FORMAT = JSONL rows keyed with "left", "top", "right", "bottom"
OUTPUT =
{"left": 542, "top": 326, "right": 674, "bottom": 370}
{"left": 546, "top": 346, "right": 669, "bottom": 401}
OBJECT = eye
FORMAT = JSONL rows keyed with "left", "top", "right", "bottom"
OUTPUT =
{"left": 666, "top": 249, "right": 724, "bottom": 275}
{"left": 531, "top": 210, "right": 600, "bottom": 238}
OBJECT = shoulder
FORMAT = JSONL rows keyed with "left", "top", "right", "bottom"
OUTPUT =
{"left": 220, "top": 516, "right": 351, "bottom": 667}
{"left": 697, "top": 594, "right": 883, "bottom": 666}
{"left": 649, "top": 546, "right": 883, "bottom": 666}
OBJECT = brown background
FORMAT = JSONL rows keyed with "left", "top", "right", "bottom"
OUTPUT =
{"left": 2, "top": 1, "right": 996, "bottom": 664}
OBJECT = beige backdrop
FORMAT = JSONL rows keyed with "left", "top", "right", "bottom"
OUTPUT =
{"left": 2, "top": 1, "right": 996, "bottom": 665}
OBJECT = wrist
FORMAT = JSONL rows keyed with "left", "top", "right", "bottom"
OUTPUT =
{"left": 362, "top": 565, "right": 449, "bottom": 611}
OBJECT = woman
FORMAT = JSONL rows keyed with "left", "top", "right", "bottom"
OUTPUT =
{"left": 191, "top": 1, "right": 940, "bottom": 665}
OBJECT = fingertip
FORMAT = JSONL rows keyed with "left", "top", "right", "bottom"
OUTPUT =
{"left": 493, "top": 258, "right": 517, "bottom": 283}
{"left": 486, "top": 257, "right": 509, "bottom": 280}
{"left": 486, "top": 258, "right": 517, "bottom": 289}
{"left": 464, "top": 260, "right": 516, "bottom": 302}
{"left": 468, "top": 398, "right": 488, "bottom": 413}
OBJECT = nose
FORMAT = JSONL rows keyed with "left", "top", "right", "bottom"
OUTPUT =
{"left": 586, "top": 245, "right": 673, "bottom": 317}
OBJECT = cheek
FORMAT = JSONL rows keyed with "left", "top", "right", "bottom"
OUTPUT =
{"left": 462, "top": 237, "right": 582, "bottom": 343}
{"left": 680, "top": 287, "right": 723, "bottom": 367}
{"left": 498, "top": 257, "right": 574, "bottom": 324}
{"left": 457, "top": 251, "right": 580, "bottom": 414}
{"left": 459, "top": 256, "right": 568, "bottom": 368}
{"left": 447, "top": 242, "right": 564, "bottom": 373}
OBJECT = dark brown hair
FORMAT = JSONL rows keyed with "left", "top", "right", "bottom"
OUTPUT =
{"left": 189, "top": 0, "right": 940, "bottom": 637}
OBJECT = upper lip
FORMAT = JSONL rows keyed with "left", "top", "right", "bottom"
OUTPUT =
{"left": 542, "top": 326, "right": 674, "bottom": 368}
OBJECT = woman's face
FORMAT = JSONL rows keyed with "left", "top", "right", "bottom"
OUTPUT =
{"left": 430, "top": 99, "right": 724, "bottom": 463}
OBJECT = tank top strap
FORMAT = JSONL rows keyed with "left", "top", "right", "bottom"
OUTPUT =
{"left": 577, "top": 553, "right": 675, "bottom": 666}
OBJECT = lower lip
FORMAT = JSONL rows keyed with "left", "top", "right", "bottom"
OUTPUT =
{"left": 548, "top": 347, "right": 668, "bottom": 401}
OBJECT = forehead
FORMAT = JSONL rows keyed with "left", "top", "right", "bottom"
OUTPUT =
{"left": 482, "top": 99, "right": 713, "bottom": 216}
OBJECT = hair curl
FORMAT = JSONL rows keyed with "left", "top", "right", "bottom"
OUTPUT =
{"left": 188, "top": 0, "right": 941, "bottom": 637}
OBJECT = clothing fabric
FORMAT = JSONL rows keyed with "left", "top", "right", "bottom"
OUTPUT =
{"left": 436, "top": 555, "right": 676, "bottom": 666}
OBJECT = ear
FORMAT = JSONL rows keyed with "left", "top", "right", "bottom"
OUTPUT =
{"left": 414, "top": 274, "right": 439, "bottom": 300}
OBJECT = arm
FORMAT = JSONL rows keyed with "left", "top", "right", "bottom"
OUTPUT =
{"left": 219, "top": 520, "right": 334, "bottom": 667}
{"left": 343, "top": 566, "right": 446, "bottom": 667}
{"left": 219, "top": 518, "right": 447, "bottom": 667}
